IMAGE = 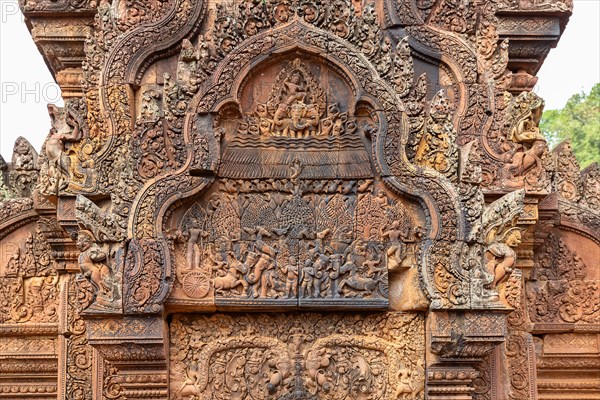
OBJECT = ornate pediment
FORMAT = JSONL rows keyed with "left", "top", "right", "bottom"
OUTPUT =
{"left": 220, "top": 58, "right": 372, "bottom": 180}
{"left": 4, "top": 0, "right": 598, "bottom": 399}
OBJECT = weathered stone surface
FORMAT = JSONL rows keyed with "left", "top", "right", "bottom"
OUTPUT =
{"left": 0, "top": 0, "right": 597, "bottom": 399}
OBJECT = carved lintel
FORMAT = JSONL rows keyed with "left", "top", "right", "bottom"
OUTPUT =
{"left": 170, "top": 312, "right": 425, "bottom": 399}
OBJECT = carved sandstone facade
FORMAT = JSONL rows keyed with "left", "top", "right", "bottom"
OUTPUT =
{"left": 1, "top": 0, "right": 597, "bottom": 399}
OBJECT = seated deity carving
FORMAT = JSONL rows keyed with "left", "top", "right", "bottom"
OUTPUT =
{"left": 235, "top": 58, "right": 353, "bottom": 138}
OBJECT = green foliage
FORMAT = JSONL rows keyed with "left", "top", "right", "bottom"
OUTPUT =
{"left": 0, "top": 179, "right": 11, "bottom": 200}
{"left": 540, "top": 83, "right": 600, "bottom": 168}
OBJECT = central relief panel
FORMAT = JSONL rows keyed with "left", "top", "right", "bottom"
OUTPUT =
{"left": 165, "top": 56, "right": 423, "bottom": 311}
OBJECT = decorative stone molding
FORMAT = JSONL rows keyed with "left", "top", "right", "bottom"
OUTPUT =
{"left": 0, "top": 0, "right": 597, "bottom": 398}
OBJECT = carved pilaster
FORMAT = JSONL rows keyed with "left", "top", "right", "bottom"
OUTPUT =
{"left": 428, "top": 310, "right": 509, "bottom": 398}
{"left": 427, "top": 366, "right": 480, "bottom": 400}
{"left": 86, "top": 316, "right": 168, "bottom": 400}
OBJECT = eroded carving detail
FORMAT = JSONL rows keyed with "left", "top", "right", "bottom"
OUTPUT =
{"left": 170, "top": 312, "right": 425, "bottom": 400}
{"left": 527, "top": 233, "right": 599, "bottom": 324}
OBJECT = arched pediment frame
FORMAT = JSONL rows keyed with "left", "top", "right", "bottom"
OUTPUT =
{"left": 126, "top": 19, "right": 470, "bottom": 313}
{"left": 65, "top": 0, "right": 208, "bottom": 195}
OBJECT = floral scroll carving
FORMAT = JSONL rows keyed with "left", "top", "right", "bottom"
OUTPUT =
{"left": 170, "top": 313, "right": 425, "bottom": 400}
{"left": 527, "top": 233, "right": 599, "bottom": 325}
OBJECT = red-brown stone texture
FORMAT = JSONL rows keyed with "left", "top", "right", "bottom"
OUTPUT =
{"left": 1, "top": 0, "right": 598, "bottom": 399}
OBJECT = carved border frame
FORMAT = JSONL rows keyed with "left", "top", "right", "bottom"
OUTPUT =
{"left": 126, "top": 19, "right": 469, "bottom": 311}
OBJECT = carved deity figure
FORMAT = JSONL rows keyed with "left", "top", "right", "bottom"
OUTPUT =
{"left": 22, "top": 236, "right": 36, "bottom": 276}
{"left": 237, "top": 58, "right": 355, "bottom": 138}
{"left": 186, "top": 227, "right": 207, "bottom": 270}
{"left": 301, "top": 251, "right": 330, "bottom": 299}
{"left": 9, "top": 137, "right": 38, "bottom": 197}
{"left": 13, "top": 138, "right": 35, "bottom": 171}
{"left": 40, "top": 104, "right": 85, "bottom": 194}
{"left": 26, "top": 275, "right": 59, "bottom": 312}
{"left": 290, "top": 158, "right": 303, "bottom": 183}
{"left": 271, "top": 70, "right": 317, "bottom": 138}
{"left": 327, "top": 253, "right": 344, "bottom": 298}
{"left": 281, "top": 71, "right": 307, "bottom": 107}
{"left": 485, "top": 229, "right": 521, "bottom": 289}
{"left": 381, "top": 220, "right": 407, "bottom": 270}
{"left": 76, "top": 230, "right": 117, "bottom": 307}
{"left": 500, "top": 91, "right": 547, "bottom": 187}
{"left": 5, "top": 249, "right": 20, "bottom": 276}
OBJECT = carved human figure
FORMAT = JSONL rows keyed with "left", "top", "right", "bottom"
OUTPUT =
{"left": 290, "top": 158, "right": 303, "bottom": 183}
{"left": 339, "top": 252, "right": 379, "bottom": 297}
{"left": 13, "top": 138, "right": 35, "bottom": 170}
{"left": 213, "top": 251, "right": 249, "bottom": 295}
{"left": 270, "top": 68, "right": 324, "bottom": 137}
{"left": 26, "top": 275, "right": 58, "bottom": 313}
{"left": 43, "top": 104, "right": 83, "bottom": 192}
{"left": 300, "top": 258, "right": 315, "bottom": 298}
{"left": 312, "top": 252, "right": 330, "bottom": 298}
{"left": 76, "top": 230, "right": 116, "bottom": 306}
{"left": 328, "top": 253, "right": 344, "bottom": 298}
{"left": 501, "top": 133, "right": 546, "bottom": 184}
{"left": 22, "top": 236, "right": 37, "bottom": 276}
{"left": 382, "top": 220, "right": 408, "bottom": 270}
{"left": 394, "top": 368, "right": 414, "bottom": 398}
{"left": 186, "top": 227, "right": 204, "bottom": 270}
{"left": 179, "top": 361, "right": 201, "bottom": 396}
{"left": 500, "top": 92, "right": 547, "bottom": 186}
{"left": 5, "top": 248, "right": 20, "bottom": 276}
{"left": 363, "top": 252, "right": 382, "bottom": 278}
{"left": 485, "top": 230, "right": 521, "bottom": 288}
{"left": 246, "top": 240, "right": 278, "bottom": 298}
{"left": 280, "top": 257, "right": 298, "bottom": 297}
{"left": 282, "top": 71, "right": 307, "bottom": 107}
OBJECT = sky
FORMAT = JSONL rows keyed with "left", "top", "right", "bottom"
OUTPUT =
{"left": 1, "top": 0, "right": 599, "bottom": 160}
